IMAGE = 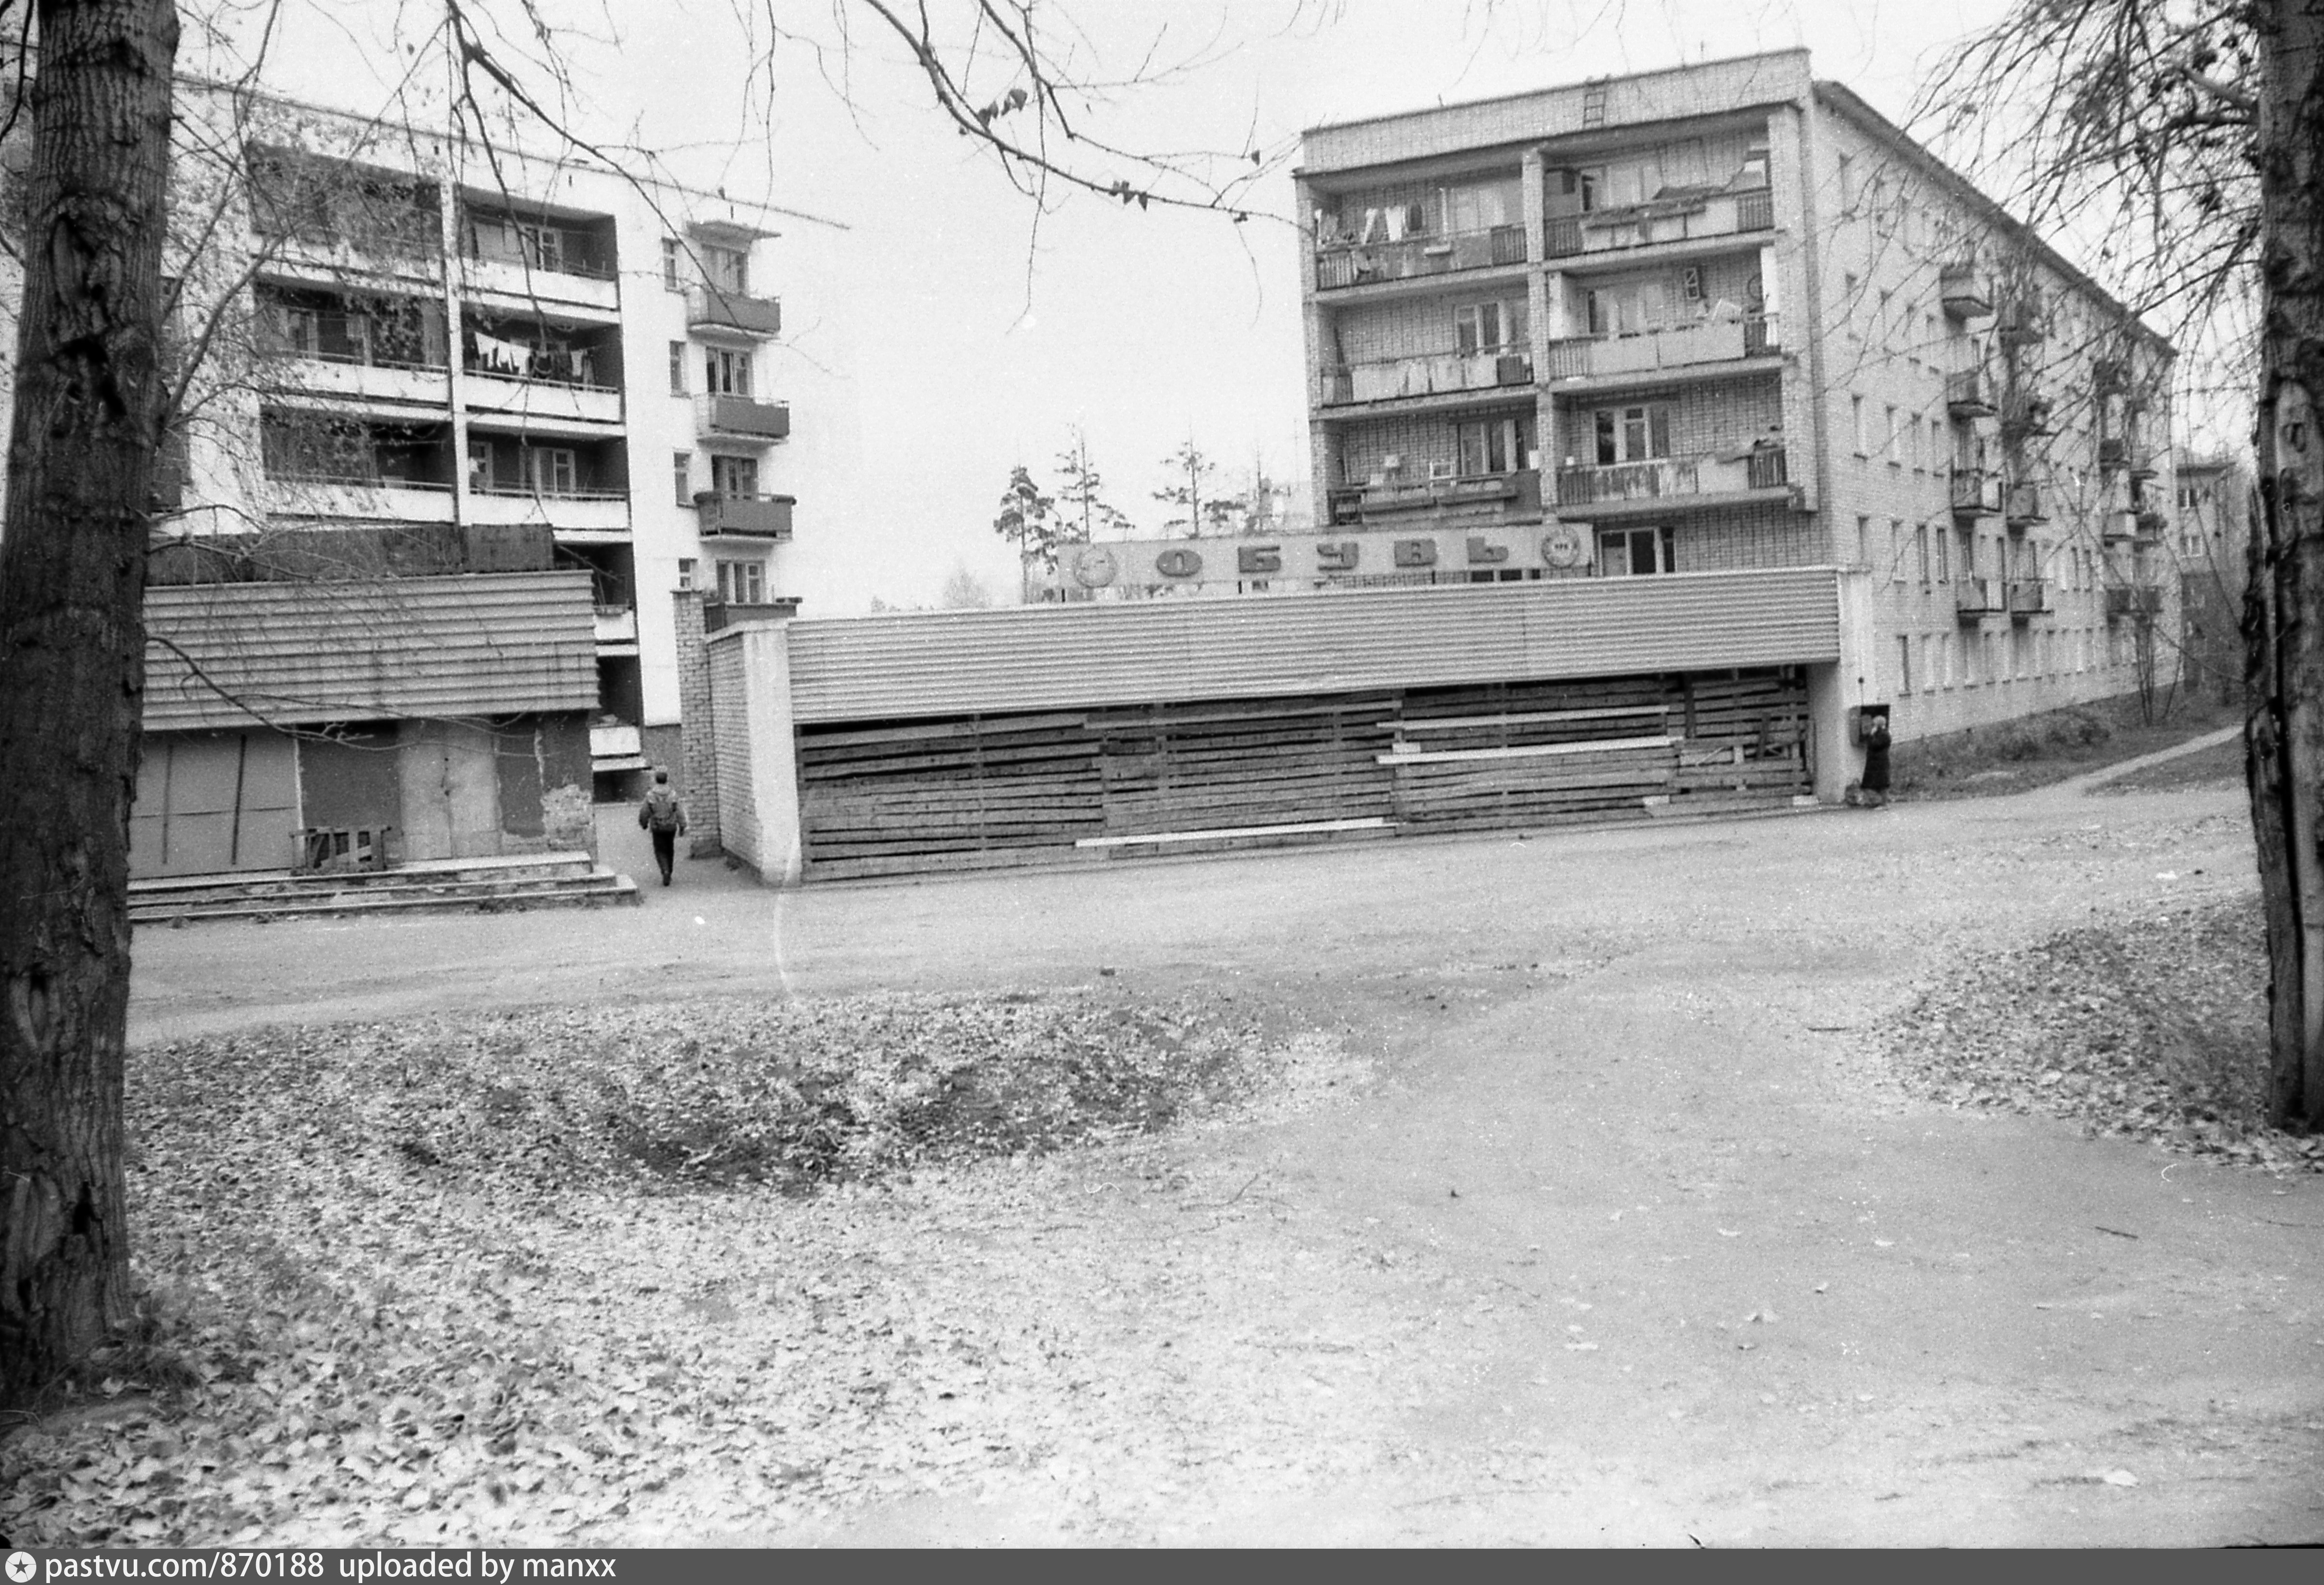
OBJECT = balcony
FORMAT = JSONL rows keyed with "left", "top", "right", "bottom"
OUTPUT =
{"left": 1543, "top": 184, "right": 1773, "bottom": 260}
{"left": 1326, "top": 468, "right": 1542, "bottom": 528}
{"left": 1554, "top": 446, "right": 1789, "bottom": 515}
{"left": 1939, "top": 264, "right": 1991, "bottom": 320}
{"left": 590, "top": 721, "right": 643, "bottom": 761}
{"left": 1945, "top": 370, "right": 1996, "bottom": 420}
{"left": 2001, "top": 392, "right": 2055, "bottom": 437}
{"left": 2006, "top": 579, "right": 2052, "bottom": 619}
{"left": 695, "top": 394, "right": 791, "bottom": 442}
{"left": 464, "top": 366, "right": 624, "bottom": 428}
{"left": 593, "top": 603, "right": 638, "bottom": 645}
{"left": 2106, "top": 585, "right": 2164, "bottom": 621}
{"left": 1948, "top": 468, "right": 2002, "bottom": 519}
{"left": 687, "top": 286, "right": 784, "bottom": 338}
{"left": 2093, "top": 357, "right": 2129, "bottom": 393}
{"left": 1322, "top": 348, "right": 1532, "bottom": 407}
{"left": 263, "top": 475, "right": 457, "bottom": 524}
{"left": 1997, "top": 290, "right": 2047, "bottom": 346}
{"left": 258, "top": 348, "right": 451, "bottom": 408}
{"left": 1313, "top": 224, "right": 1526, "bottom": 291}
{"left": 467, "top": 484, "right": 631, "bottom": 536}
{"left": 1543, "top": 315, "right": 1778, "bottom": 382}
{"left": 694, "top": 491, "right": 795, "bottom": 539}
{"left": 1956, "top": 577, "right": 2007, "bottom": 619}
{"left": 2004, "top": 482, "right": 2047, "bottom": 526}
{"left": 703, "top": 598, "right": 803, "bottom": 633}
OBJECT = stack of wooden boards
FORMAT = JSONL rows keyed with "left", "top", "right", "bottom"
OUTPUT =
{"left": 794, "top": 667, "right": 1809, "bottom": 880}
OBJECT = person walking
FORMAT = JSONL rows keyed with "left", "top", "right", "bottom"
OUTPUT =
{"left": 637, "top": 767, "right": 687, "bottom": 885}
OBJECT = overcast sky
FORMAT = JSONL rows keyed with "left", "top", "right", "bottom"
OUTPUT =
{"left": 208, "top": 0, "right": 2159, "bottom": 613}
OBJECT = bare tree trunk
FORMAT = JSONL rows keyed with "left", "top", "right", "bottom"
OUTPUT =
{"left": 0, "top": 0, "right": 180, "bottom": 1406}
{"left": 2249, "top": 0, "right": 2324, "bottom": 1132}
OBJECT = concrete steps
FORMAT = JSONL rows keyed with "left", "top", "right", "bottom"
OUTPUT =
{"left": 128, "top": 851, "right": 640, "bottom": 926}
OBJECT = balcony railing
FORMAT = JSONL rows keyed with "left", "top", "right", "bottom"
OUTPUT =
{"left": 1939, "top": 264, "right": 1991, "bottom": 320}
{"left": 2001, "top": 393, "right": 2055, "bottom": 436}
{"left": 687, "top": 286, "right": 784, "bottom": 337}
{"left": 694, "top": 491, "right": 795, "bottom": 539}
{"left": 1956, "top": 577, "right": 2007, "bottom": 619}
{"left": 2004, "top": 482, "right": 2047, "bottom": 525}
{"left": 1313, "top": 224, "right": 1526, "bottom": 290}
{"left": 1543, "top": 314, "right": 1777, "bottom": 381}
{"left": 695, "top": 394, "right": 791, "bottom": 441}
{"left": 1543, "top": 183, "right": 1773, "bottom": 259}
{"left": 703, "top": 598, "right": 803, "bottom": 633}
{"left": 1555, "top": 445, "right": 1787, "bottom": 509}
{"left": 593, "top": 605, "right": 638, "bottom": 644}
{"left": 2006, "top": 579, "right": 2051, "bottom": 618}
{"left": 1326, "top": 468, "right": 1541, "bottom": 526}
{"left": 1997, "top": 290, "right": 2047, "bottom": 346}
{"left": 474, "top": 481, "right": 628, "bottom": 503}
{"left": 2106, "top": 585, "right": 2164, "bottom": 620}
{"left": 1948, "top": 468, "right": 2002, "bottom": 518}
{"left": 1322, "top": 348, "right": 1532, "bottom": 405}
{"left": 1945, "top": 370, "right": 1996, "bottom": 419}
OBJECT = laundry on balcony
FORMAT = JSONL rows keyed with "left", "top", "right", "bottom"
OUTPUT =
{"left": 470, "top": 331, "right": 533, "bottom": 376}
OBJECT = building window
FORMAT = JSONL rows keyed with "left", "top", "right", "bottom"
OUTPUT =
{"left": 1895, "top": 635, "right": 1913, "bottom": 695}
{"left": 661, "top": 237, "right": 682, "bottom": 290}
{"left": 527, "top": 446, "right": 577, "bottom": 495}
{"left": 1855, "top": 514, "right": 1871, "bottom": 567}
{"left": 1885, "top": 405, "right": 1901, "bottom": 465}
{"left": 1592, "top": 404, "right": 1671, "bottom": 465}
{"left": 714, "top": 558, "right": 765, "bottom": 605}
{"left": 701, "top": 242, "right": 748, "bottom": 293}
{"left": 668, "top": 341, "right": 687, "bottom": 396}
{"left": 705, "top": 346, "right": 752, "bottom": 396}
{"left": 1838, "top": 152, "right": 1856, "bottom": 213}
{"left": 1852, "top": 396, "right": 1867, "bottom": 456}
{"left": 1916, "top": 523, "right": 1930, "bottom": 584}
{"left": 1458, "top": 416, "right": 1528, "bottom": 476}
{"left": 672, "top": 450, "right": 692, "bottom": 506}
{"left": 466, "top": 438, "right": 494, "bottom": 492}
{"left": 710, "top": 453, "right": 759, "bottom": 497}
{"left": 1891, "top": 519, "right": 1907, "bottom": 583}
{"left": 676, "top": 557, "right": 696, "bottom": 592}
{"left": 1597, "top": 525, "right": 1675, "bottom": 576}
{"left": 1934, "top": 522, "right": 1950, "bottom": 582}
{"left": 1455, "top": 298, "right": 1526, "bottom": 354}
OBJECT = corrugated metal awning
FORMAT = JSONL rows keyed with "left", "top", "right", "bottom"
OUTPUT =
{"left": 143, "top": 570, "right": 599, "bottom": 730}
{"left": 785, "top": 567, "right": 1843, "bottom": 725}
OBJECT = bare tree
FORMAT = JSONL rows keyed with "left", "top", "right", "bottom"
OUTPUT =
{"left": 1053, "top": 427, "right": 1130, "bottom": 542}
{"left": 1919, "top": 2, "right": 2324, "bottom": 1131}
{"left": 0, "top": 0, "right": 182, "bottom": 1407}
{"left": 1153, "top": 437, "right": 1218, "bottom": 537}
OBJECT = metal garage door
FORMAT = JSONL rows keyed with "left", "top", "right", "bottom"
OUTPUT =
{"left": 129, "top": 732, "right": 301, "bottom": 878}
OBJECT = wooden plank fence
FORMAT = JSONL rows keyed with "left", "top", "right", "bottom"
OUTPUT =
{"left": 793, "top": 667, "right": 1810, "bottom": 880}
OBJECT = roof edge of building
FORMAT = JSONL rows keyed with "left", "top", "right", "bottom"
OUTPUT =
{"left": 1810, "top": 80, "right": 2175, "bottom": 360}
{"left": 1299, "top": 47, "right": 1811, "bottom": 143}
{"left": 179, "top": 71, "right": 851, "bottom": 234}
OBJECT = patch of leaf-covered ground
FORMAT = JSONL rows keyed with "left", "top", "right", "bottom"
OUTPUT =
{"left": 1885, "top": 897, "right": 2324, "bottom": 1175}
{"left": 0, "top": 990, "right": 1385, "bottom": 1547}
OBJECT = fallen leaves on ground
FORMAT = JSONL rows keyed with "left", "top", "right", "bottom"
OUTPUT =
{"left": 1884, "top": 898, "right": 2322, "bottom": 1174}
{"left": 0, "top": 990, "right": 1391, "bottom": 1547}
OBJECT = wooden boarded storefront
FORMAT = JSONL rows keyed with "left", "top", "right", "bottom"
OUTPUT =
{"left": 792, "top": 670, "right": 1808, "bottom": 879}
{"left": 707, "top": 568, "right": 1860, "bottom": 885}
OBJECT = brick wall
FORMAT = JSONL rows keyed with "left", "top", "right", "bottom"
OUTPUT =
{"left": 671, "top": 589, "right": 724, "bottom": 857}
{"left": 1675, "top": 503, "right": 1819, "bottom": 570}
{"left": 708, "top": 634, "right": 758, "bottom": 871}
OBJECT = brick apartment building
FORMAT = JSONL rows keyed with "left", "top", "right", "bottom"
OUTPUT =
{"left": 1284, "top": 49, "right": 2177, "bottom": 747}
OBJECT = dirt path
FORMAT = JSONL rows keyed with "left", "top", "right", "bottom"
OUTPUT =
{"left": 126, "top": 769, "right": 2323, "bottom": 1545}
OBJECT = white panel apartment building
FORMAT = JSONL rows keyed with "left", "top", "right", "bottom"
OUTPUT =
{"left": 1297, "top": 49, "right": 2176, "bottom": 746}
{"left": 0, "top": 79, "right": 861, "bottom": 877}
